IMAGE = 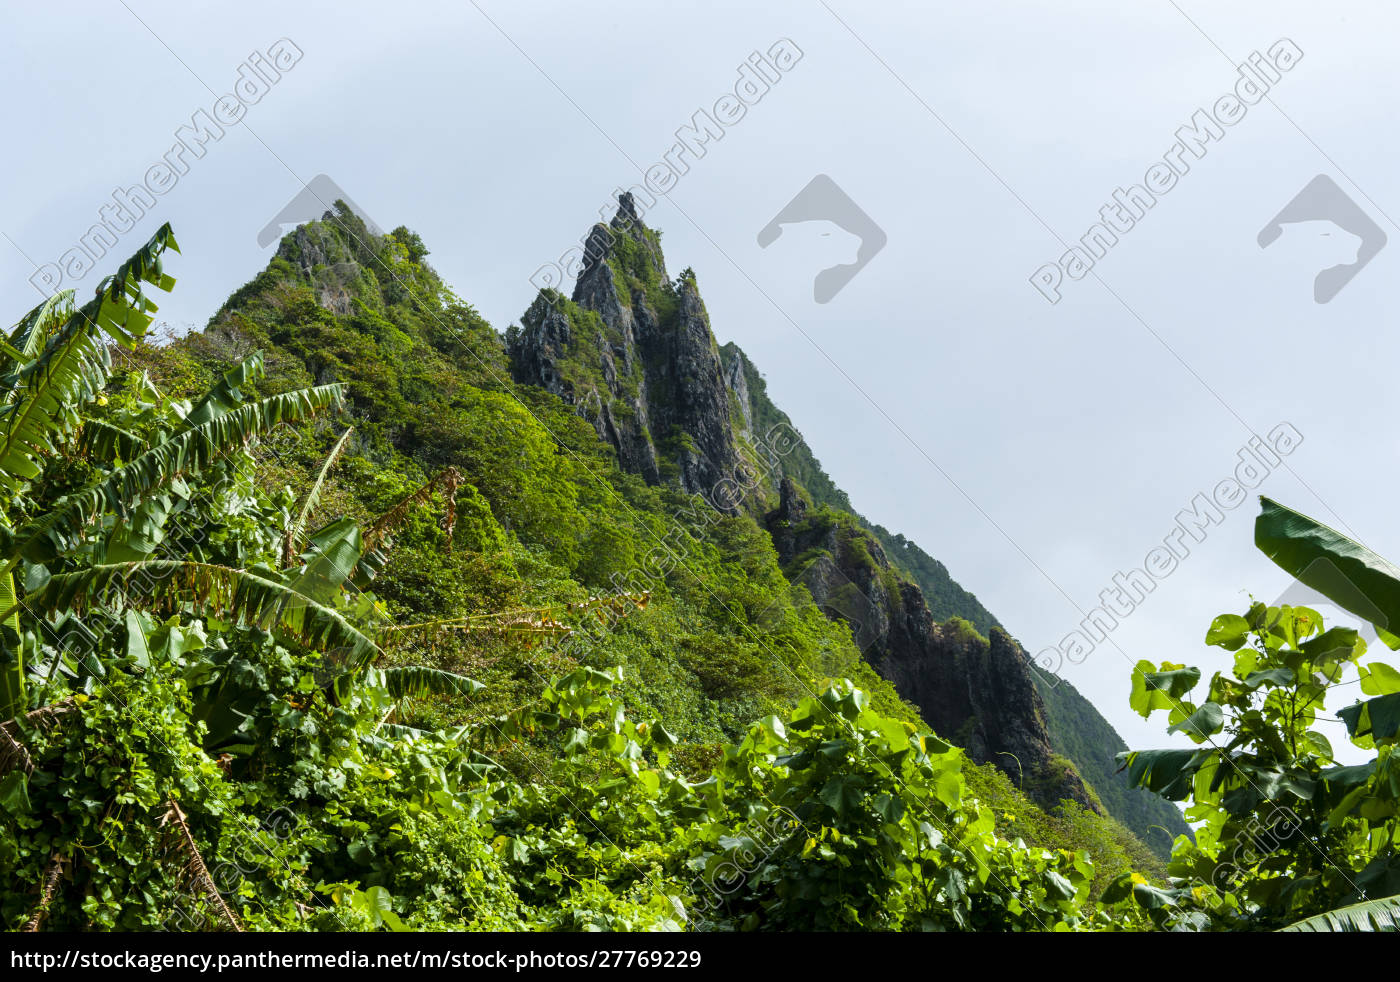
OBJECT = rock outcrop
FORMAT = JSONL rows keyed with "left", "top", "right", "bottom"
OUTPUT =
{"left": 512, "top": 198, "right": 1100, "bottom": 814}
{"left": 509, "top": 194, "right": 746, "bottom": 505}
{"left": 765, "top": 478, "right": 1099, "bottom": 812}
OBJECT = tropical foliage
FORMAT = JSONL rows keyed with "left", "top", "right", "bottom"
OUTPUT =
{"left": 5, "top": 213, "right": 1395, "bottom": 932}
{"left": 1110, "top": 497, "right": 1400, "bottom": 930}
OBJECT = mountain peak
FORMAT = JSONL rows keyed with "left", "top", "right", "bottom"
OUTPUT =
{"left": 614, "top": 190, "right": 643, "bottom": 227}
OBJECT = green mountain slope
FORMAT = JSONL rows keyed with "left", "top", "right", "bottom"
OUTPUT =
{"left": 719, "top": 342, "right": 1189, "bottom": 857}
{"left": 175, "top": 204, "right": 1175, "bottom": 873}
{"left": 499, "top": 198, "right": 1187, "bottom": 857}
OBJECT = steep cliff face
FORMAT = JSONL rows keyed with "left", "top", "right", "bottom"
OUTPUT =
{"left": 508, "top": 198, "right": 1189, "bottom": 845}
{"left": 764, "top": 477, "right": 1098, "bottom": 812}
{"left": 509, "top": 194, "right": 746, "bottom": 503}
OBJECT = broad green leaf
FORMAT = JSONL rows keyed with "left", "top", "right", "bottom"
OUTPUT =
{"left": 1242, "top": 668, "right": 1295, "bottom": 690}
{"left": 1205, "top": 614, "right": 1251, "bottom": 650}
{"left": 1167, "top": 702, "right": 1224, "bottom": 743}
{"left": 1116, "top": 748, "right": 1210, "bottom": 801}
{"left": 1130, "top": 661, "right": 1200, "bottom": 718}
{"left": 1360, "top": 662, "right": 1400, "bottom": 696}
{"left": 1255, "top": 498, "right": 1400, "bottom": 646}
{"left": 123, "top": 609, "right": 150, "bottom": 670}
{"left": 1338, "top": 692, "right": 1400, "bottom": 744}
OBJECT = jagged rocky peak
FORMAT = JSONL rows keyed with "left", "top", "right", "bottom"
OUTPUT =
{"left": 271, "top": 207, "right": 386, "bottom": 316}
{"left": 509, "top": 193, "right": 748, "bottom": 507}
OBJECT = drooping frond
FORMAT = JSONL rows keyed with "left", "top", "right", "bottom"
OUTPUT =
{"left": 158, "top": 799, "right": 242, "bottom": 932}
{"left": 15, "top": 562, "right": 380, "bottom": 670}
{"left": 179, "top": 351, "right": 264, "bottom": 432}
{"left": 0, "top": 719, "right": 33, "bottom": 776}
{"left": 382, "top": 666, "right": 484, "bottom": 701}
{"left": 379, "top": 593, "right": 650, "bottom": 651}
{"left": 283, "top": 426, "right": 354, "bottom": 566}
{"left": 1279, "top": 895, "right": 1400, "bottom": 932}
{"left": 1, "top": 292, "right": 73, "bottom": 376}
{"left": 362, "top": 466, "right": 460, "bottom": 554}
{"left": 77, "top": 418, "right": 145, "bottom": 465}
{"left": 0, "top": 224, "right": 178, "bottom": 498}
{"left": 1, "top": 697, "right": 78, "bottom": 737}
{"left": 4, "top": 385, "right": 346, "bottom": 564}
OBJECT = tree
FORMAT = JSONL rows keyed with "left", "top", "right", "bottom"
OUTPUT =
{"left": 1111, "top": 496, "right": 1400, "bottom": 930}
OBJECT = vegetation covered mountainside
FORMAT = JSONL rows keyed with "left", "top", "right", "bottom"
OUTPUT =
{"left": 506, "top": 194, "right": 1187, "bottom": 855}
{"left": 6, "top": 213, "right": 1399, "bottom": 933}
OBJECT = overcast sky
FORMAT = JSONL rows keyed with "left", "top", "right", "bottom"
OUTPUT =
{"left": 4, "top": 0, "right": 1397, "bottom": 762}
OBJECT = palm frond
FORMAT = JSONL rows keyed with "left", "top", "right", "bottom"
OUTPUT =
{"left": 78, "top": 418, "right": 145, "bottom": 464}
{"left": 374, "top": 722, "right": 433, "bottom": 742}
{"left": 283, "top": 426, "right": 354, "bottom": 566}
{"left": 21, "top": 852, "right": 66, "bottom": 932}
{"left": 1, "top": 697, "right": 78, "bottom": 737}
{"left": 1, "top": 292, "right": 73, "bottom": 377}
{"left": 1279, "top": 895, "right": 1400, "bottom": 931}
{"left": 0, "top": 224, "right": 177, "bottom": 497}
{"left": 383, "top": 666, "right": 484, "bottom": 701}
{"left": 4, "top": 385, "right": 345, "bottom": 564}
{"left": 179, "top": 351, "right": 264, "bottom": 432}
{"left": 15, "top": 562, "right": 379, "bottom": 670}
{"left": 0, "top": 719, "right": 33, "bottom": 776}
{"left": 363, "top": 467, "right": 460, "bottom": 554}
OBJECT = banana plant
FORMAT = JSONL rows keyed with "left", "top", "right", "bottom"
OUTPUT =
{"left": 1113, "top": 496, "right": 1400, "bottom": 929}
{"left": 0, "top": 226, "right": 178, "bottom": 721}
{"left": 0, "top": 227, "right": 358, "bottom": 723}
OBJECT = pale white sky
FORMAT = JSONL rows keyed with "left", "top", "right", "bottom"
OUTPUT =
{"left": 4, "top": 0, "right": 1397, "bottom": 761}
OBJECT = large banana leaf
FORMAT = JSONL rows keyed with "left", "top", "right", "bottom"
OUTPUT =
{"left": 77, "top": 418, "right": 145, "bottom": 465}
{"left": 16, "top": 561, "right": 379, "bottom": 670}
{"left": 3, "top": 385, "right": 345, "bottom": 564}
{"left": 382, "top": 666, "right": 484, "bottom": 701}
{"left": 0, "top": 293, "right": 72, "bottom": 376}
{"left": 282, "top": 426, "right": 354, "bottom": 566}
{"left": 1279, "top": 894, "right": 1400, "bottom": 931}
{"left": 1255, "top": 497, "right": 1400, "bottom": 644}
{"left": 178, "top": 351, "right": 264, "bottom": 432}
{"left": 0, "top": 226, "right": 177, "bottom": 721}
{"left": 0, "top": 224, "right": 178, "bottom": 498}
{"left": 289, "top": 516, "right": 365, "bottom": 603}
